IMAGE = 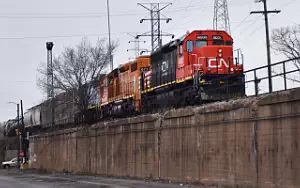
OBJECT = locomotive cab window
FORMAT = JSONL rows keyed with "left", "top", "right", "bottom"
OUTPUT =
{"left": 186, "top": 40, "right": 194, "bottom": 52}
{"left": 179, "top": 44, "right": 183, "bottom": 56}
{"left": 212, "top": 35, "right": 224, "bottom": 45}
{"left": 196, "top": 40, "right": 207, "bottom": 48}
{"left": 226, "top": 40, "right": 233, "bottom": 46}
{"left": 212, "top": 40, "right": 225, "bottom": 45}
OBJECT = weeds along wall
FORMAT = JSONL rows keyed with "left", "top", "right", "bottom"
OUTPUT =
{"left": 29, "top": 88, "right": 300, "bottom": 188}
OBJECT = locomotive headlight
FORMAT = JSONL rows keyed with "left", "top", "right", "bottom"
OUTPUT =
{"left": 230, "top": 68, "right": 234, "bottom": 72}
{"left": 218, "top": 54, "right": 222, "bottom": 57}
{"left": 218, "top": 49, "right": 222, "bottom": 53}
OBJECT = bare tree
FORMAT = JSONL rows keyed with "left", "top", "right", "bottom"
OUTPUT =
{"left": 37, "top": 38, "right": 117, "bottom": 116}
{"left": 272, "top": 25, "right": 300, "bottom": 83}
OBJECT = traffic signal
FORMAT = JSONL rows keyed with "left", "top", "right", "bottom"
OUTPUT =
{"left": 15, "top": 129, "right": 19, "bottom": 136}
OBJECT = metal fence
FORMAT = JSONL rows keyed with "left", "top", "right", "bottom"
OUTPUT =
{"left": 244, "top": 57, "right": 300, "bottom": 96}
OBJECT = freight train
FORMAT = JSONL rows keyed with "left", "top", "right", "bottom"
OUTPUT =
{"left": 19, "top": 29, "right": 245, "bottom": 133}
{"left": 91, "top": 30, "right": 245, "bottom": 119}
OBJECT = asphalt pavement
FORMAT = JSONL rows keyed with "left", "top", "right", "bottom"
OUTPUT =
{"left": 0, "top": 169, "right": 218, "bottom": 188}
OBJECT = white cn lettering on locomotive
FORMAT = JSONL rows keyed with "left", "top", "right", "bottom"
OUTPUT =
{"left": 208, "top": 58, "right": 229, "bottom": 68}
{"left": 161, "top": 61, "right": 168, "bottom": 72}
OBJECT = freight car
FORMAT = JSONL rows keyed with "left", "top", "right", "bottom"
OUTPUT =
{"left": 24, "top": 91, "right": 79, "bottom": 130}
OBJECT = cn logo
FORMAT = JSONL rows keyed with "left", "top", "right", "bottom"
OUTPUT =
{"left": 208, "top": 58, "right": 229, "bottom": 68}
{"left": 161, "top": 61, "right": 169, "bottom": 72}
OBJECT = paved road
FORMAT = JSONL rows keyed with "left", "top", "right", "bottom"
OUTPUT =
{"left": 0, "top": 170, "right": 217, "bottom": 188}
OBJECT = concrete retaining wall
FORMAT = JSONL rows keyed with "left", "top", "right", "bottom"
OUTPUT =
{"left": 5, "top": 150, "right": 17, "bottom": 161}
{"left": 0, "top": 136, "right": 6, "bottom": 163}
{"left": 29, "top": 88, "right": 300, "bottom": 188}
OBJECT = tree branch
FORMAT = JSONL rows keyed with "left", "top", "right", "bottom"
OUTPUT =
{"left": 37, "top": 37, "right": 118, "bottom": 113}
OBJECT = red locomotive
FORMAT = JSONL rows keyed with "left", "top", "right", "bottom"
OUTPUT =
{"left": 140, "top": 30, "right": 244, "bottom": 112}
{"left": 96, "top": 30, "right": 244, "bottom": 118}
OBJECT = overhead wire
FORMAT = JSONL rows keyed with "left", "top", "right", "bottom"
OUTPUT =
{"left": 239, "top": 16, "right": 262, "bottom": 36}
{"left": 231, "top": 1, "right": 253, "bottom": 33}
{"left": 240, "top": 0, "right": 297, "bottom": 42}
{"left": 0, "top": 4, "right": 215, "bottom": 19}
{"left": 168, "top": 0, "right": 195, "bottom": 30}
{"left": 0, "top": 80, "right": 34, "bottom": 83}
{"left": 0, "top": 24, "right": 201, "bottom": 40}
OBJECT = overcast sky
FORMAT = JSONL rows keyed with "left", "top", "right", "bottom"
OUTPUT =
{"left": 0, "top": 0, "right": 298, "bottom": 121}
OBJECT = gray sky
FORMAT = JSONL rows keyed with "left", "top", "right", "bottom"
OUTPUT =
{"left": 0, "top": 0, "right": 298, "bottom": 121}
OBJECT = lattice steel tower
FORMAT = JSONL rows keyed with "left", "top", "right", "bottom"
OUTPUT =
{"left": 127, "top": 33, "right": 148, "bottom": 58}
{"left": 136, "top": 3, "right": 174, "bottom": 52}
{"left": 213, "top": 0, "right": 231, "bottom": 33}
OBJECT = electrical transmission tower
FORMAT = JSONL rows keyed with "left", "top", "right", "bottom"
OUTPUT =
{"left": 213, "top": 0, "right": 231, "bottom": 33}
{"left": 136, "top": 3, "right": 174, "bottom": 52}
{"left": 127, "top": 33, "right": 148, "bottom": 58}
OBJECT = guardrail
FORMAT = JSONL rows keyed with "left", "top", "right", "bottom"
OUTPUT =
{"left": 244, "top": 57, "right": 300, "bottom": 96}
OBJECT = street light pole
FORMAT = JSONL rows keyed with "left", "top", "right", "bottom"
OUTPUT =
{"left": 17, "top": 104, "right": 20, "bottom": 168}
{"left": 20, "top": 100, "right": 26, "bottom": 163}
{"left": 107, "top": 0, "right": 113, "bottom": 71}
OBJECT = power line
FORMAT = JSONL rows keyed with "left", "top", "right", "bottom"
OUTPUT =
{"left": 169, "top": 0, "right": 194, "bottom": 30}
{"left": 0, "top": 81, "right": 35, "bottom": 84}
{"left": 282, "top": 0, "right": 297, "bottom": 9}
{"left": 241, "top": 0, "right": 296, "bottom": 40}
{"left": 0, "top": 24, "right": 196, "bottom": 41}
{"left": 239, "top": 16, "right": 262, "bottom": 35}
{"left": 0, "top": 1, "right": 251, "bottom": 20}
{"left": 231, "top": 14, "right": 251, "bottom": 33}
{"left": 231, "top": 2, "right": 253, "bottom": 33}
{"left": 0, "top": 5, "right": 215, "bottom": 19}
{"left": 0, "top": 32, "right": 128, "bottom": 40}
{"left": 0, "top": 25, "right": 193, "bottom": 41}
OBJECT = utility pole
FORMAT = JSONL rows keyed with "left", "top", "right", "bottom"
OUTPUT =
{"left": 8, "top": 102, "right": 20, "bottom": 168}
{"left": 251, "top": 0, "right": 280, "bottom": 93}
{"left": 20, "top": 100, "right": 26, "bottom": 163}
{"left": 46, "top": 42, "right": 55, "bottom": 127}
{"left": 107, "top": 0, "right": 113, "bottom": 71}
{"left": 16, "top": 104, "right": 20, "bottom": 168}
{"left": 136, "top": 3, "right": 174, "bottom": 52}
{"left": 213, "top": 0, "right": 231, "bottom": 34}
